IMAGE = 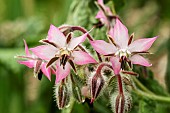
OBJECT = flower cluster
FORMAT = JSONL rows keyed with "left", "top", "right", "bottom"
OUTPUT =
{"left": 16, "top": 0, "right": 157, "bottom": 113}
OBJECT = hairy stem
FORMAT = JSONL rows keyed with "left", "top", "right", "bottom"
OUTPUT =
{"left": 134, "top": 89, "right": 170, "bottom": 103}
{"left": 117, "top": 74, "right": 123, "bottom": 94}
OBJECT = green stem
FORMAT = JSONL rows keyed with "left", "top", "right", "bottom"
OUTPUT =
{"left": 132, "top": 77, "right": 154, "bottom": 94}
{"left": 134, "top": 89, "right": 170, "bottom": 103}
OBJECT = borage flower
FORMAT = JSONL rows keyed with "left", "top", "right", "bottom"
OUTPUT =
{"left": 95, "top": 0, "right": 116, "bottom": 29}
{"left": 16, "top": 40, "right": 51, "bottom": 80}
{"left": 30, "top": 25, "right": 97, "bottom": 83}
{"left": 90, "top": 18, "right": 157, "bottom": 75}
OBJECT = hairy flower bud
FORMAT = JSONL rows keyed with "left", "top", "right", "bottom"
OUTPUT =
{"left": 90, "top": 72, "right": 105, "bottom": 103}
{"left": 72, "top": 84, "right": 85, "bottom": 103}
{"left": 89, "top": 63, "right": 113, "bottom": 103}
{"left": 54, "top": 80, "right": 70, "bottom": 109}
{"left": 110, "top": 91, "right": 132, "bottom": 113}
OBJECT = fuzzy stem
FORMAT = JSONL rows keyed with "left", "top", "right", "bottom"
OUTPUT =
{"left": 96, "top": 63, "right": 113, "bottom": 75}
{"left": 134, "top": 89, "right": 170, "bottom": 103}
{"left": 117, "top": 74, "right": 123, "bottom": 94}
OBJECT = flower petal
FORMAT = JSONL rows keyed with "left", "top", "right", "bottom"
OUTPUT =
{"left": 98, "top": 0, "right": 104, "bottom": 5}
{"left": 68, "top": 33, "right": 88, "bottom": 50}
{"left": 30, "top": 45, "right": 57, "bottom": 60}
{"left": 23, "top": 39, "right": 30, "bottom": 56}
{"left": 48, "top": 24, "right": 66, "bottom": 48}
{"left": 41, "top": 63, "right": 51, "bottom": 81}
{"left": 18, "top": 60, "right": 35, "bottom": 68}
{"left": 95, "top": 11, "right": 109, "bottom": 26}
{"left": 72, "top": 51, "right": 97, "bottom": 65}
{"left": 130, "top": 54, "right": 152, "bottom": 67}
{"left": 109, "top": 19, "right": 129, "bottom": 48}
{"left": 128, "top": 36, "right": 158, "bottom": 52}
{"left": 55, "top": 61, "right": 70, "bottom": 83}
{"left": 90, "top": 40, "right": 117, "bottom": 55}
{"left": 110, "top": 57, "right": 121, "bottom": 75}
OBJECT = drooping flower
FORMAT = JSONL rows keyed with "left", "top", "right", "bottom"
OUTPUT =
{"left": 30, "top": 25, "right": 97, "bottom": 83}
{"left": 95, "top": 0, "right": 117, "bottom": 29}
{"left": 90, "top": 18, "right": 157, "bottom": 75}
{"left": 16, "top": 40, "right": 51, "bottom": 80}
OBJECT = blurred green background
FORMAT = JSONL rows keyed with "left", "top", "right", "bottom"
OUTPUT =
{"left": 0, "top": 0, "right": 170, "bottom": 113}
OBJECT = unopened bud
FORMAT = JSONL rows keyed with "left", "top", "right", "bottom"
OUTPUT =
{"left": 90, "top": 72, "right": 105, "bottom": 103}
{"left": 110, "top": 92, "right": 132, "bottom": 113}
{"left": 89, "top": 63, "right": 113, "bottom": 103}
{"left": 54, "top": 81, "right": 70, "bottom": 109}
{"left": 72, "top": 85, "right": 85, "bottom": 103}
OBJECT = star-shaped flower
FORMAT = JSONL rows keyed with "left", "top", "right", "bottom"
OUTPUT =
{"left": 30, "top": 25, "right": 97, "bottom": 83}
{"left": 16, "top": 40, "right": 51, "bottom": 80}
{"left": 90, "top": 18, "right": 157, "bottom": 75}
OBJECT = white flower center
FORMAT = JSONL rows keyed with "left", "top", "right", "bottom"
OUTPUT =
{"left": 115, "top": 49, "right": 131, "bottom": 58}
{"left": 59, "top": 47, "right": 72, "bottom": 56}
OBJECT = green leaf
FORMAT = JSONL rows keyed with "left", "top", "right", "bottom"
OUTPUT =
{"left": 138, "top": 99, "right": 156, "bottom": 113}
{"left": 112, "top": 0, "right": 126, "bottom": 12}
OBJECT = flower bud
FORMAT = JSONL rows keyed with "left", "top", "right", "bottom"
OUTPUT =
{"left": 72, "top": 84, "right": 85, "bottom": 103}
{"left": 90, "top": 72, "right": 105, "bottom": 103}
{"left": 54, "top": 80, "right": 70, "bottom": 109}
{"left": 89, "top": 63, "right": 113, "bottom": 103}
{"left": 110, "top": 92, "right": 132, "bottom": 113}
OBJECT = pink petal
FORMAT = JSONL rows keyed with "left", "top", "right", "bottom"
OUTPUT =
{"left": 68, "top": 33, "right": 88, "bottom": 50}
{"left": 95, "top": 10, "right": 105, "bottom": 19}
{"left": 18, "top": 60, "right": 35, "bottom": 68}
{"left": 23, "top": 39, "right": 30, "bottom": 56}
{"left": 109, "top": 19, "right": 129, "bottom": 48}
{"left": 48, "top": 24, "right": 66, "bottom": 48}
{"left": 55, "top": 61, "right": 70, "bottom": 83}
{"left": 98, "top": 0, "right": 104, "bottom": 5}
{"left": 30, "top": 45, "right": 57, "bottom": 60}
{"left": 98, "top": 0, "right": 112, "bottom": 15}
{"left": 130, "top": 54, "right": 152, "bottom": 67}
{"left": 41, "top": 63, "right": 51, "bottom": 81}
{"left": 95, "top": 11, "right": 109, "bottom": 26}
{"left": 110, "top": 57, "right": 121, "bottom": 75}
{"left": 128, "top": 36, "right": 158, "bottom": 52}
{"left": 90, "top": 40, "right": 117, "bottom": 55}
{"left": 72, "top": 51, "right": 97, "bottom": 65}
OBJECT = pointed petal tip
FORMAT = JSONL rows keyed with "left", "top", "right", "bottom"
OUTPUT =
{"left": 23, "top": 39, "right": 30, "bottom": 56}
{"left": 50, "top": 24, "right": 56, "bottom": 28}
{"left": 110, "top": 18, "right": 129, "bottom": 48}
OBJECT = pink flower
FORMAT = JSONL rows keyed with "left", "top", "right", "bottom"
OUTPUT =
{"left": 95, "top": 0, "right": 116, "bottom": 28}
{"left": 90, "top": 18, "right": 157, "bottom": 75}
{"left": 30, "top": 25, "right": 97, "bottom": 83}
{"left": 16, "top": 40, "right": 51, "bottom": 80}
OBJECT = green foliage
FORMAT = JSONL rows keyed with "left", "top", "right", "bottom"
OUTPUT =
{"left": 165, "top": 38, "right": 170, "bottom": 93}
{"left": 0, "top": 0, "right": 170, "bottom": 113}
{"left": 112, "top": 0, "right": 126, "bottom": 12}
